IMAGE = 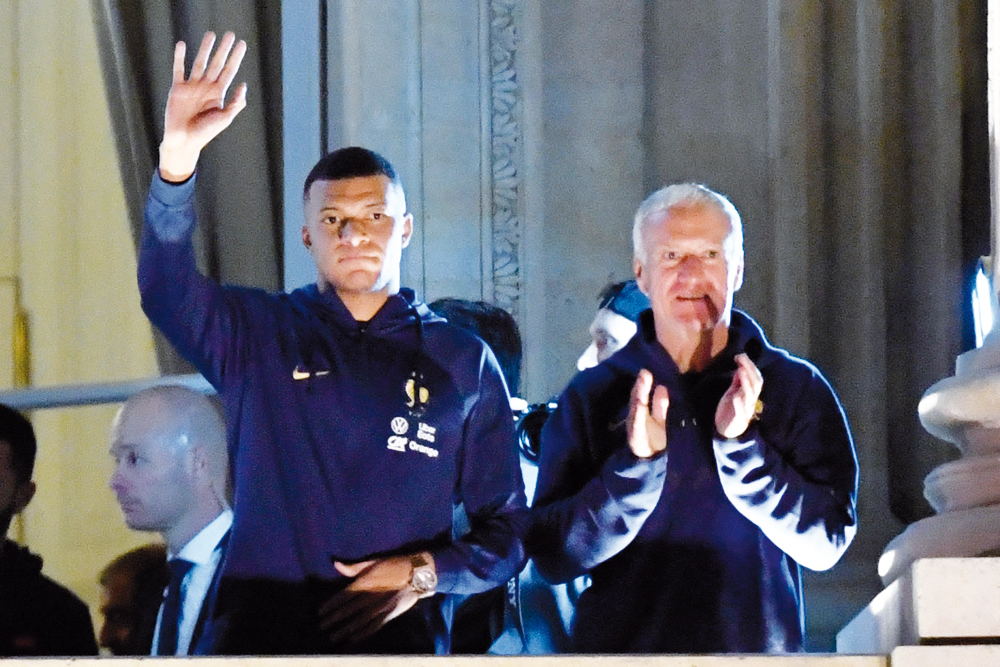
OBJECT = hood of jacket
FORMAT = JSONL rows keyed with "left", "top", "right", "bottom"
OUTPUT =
{"left": 288, "top": 285, "right": 443, "bottom": 336}
{"left": 607, "top": 308, "right": 781, "bottom": 376}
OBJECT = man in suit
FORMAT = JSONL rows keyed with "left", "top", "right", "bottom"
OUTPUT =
{"left": 108, "top": 386, "right": 230, "bottom": 655}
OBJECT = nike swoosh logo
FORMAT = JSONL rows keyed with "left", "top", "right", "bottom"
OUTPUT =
{"left": 293, "top": 367, "right": 330, "bottom": 381}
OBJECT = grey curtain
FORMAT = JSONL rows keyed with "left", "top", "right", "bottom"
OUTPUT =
{"left": 90, "top": 0, "right": 283, "bottom": 374}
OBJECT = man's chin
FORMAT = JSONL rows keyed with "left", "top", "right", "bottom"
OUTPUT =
{"left": 670, "top": 311, "right": 719, "bottom": 329}
{"left": 328, "top": 274, "right": 395, "bottom": 297}
{"left": 121, "top": 512, "right": 154, "bottom": 532}
{"left": 321, "top": 271, "right": 382, "bottom": 294}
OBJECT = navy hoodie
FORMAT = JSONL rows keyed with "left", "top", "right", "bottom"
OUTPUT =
{"left": 526, "top": 309, "right": 858, "bottom": 653}
{"left": 0, "top": 539, "right": 98, "bottom": 656}
{"left": 140, "top": 174, "right": 527, "bottom": 653}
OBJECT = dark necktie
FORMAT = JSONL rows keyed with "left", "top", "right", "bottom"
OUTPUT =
{"left": 158, "top": 558, "right": 195, "bottom": 655}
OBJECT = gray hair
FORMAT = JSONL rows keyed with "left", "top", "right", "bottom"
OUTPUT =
{"left": 632, "top": 183, "right": 744, "bottom": 263}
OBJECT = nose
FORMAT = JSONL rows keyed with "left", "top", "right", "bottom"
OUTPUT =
{"left": 676, "top": 254, "right": 704, "bottom": 279}
{"left": 577, "top": 342, "right": 598, "bottom": 371}
{"left": 109, "top": 468, "right": 125, "bottom": 493}
{"left": 338, "top": 218, "right": 368, "bottom": 245}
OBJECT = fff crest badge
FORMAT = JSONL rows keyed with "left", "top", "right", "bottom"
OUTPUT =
{"left": 405, "top": 370, "right": 430, "bottom": 416}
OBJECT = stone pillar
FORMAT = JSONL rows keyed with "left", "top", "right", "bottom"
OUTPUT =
{"left": 837, "top": 2, "right": 1000, "bottom": 658}
{"left": 875, "top": 0, "right": 1000, "bottom": 586}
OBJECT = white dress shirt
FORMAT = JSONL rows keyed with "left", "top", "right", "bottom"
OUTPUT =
{"left": 151, "top": 509, "right": 233, "bottom": 655}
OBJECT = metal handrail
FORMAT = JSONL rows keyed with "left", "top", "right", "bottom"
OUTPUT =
{"left": 0, "top": 374, "right": 214, "bottom": 411}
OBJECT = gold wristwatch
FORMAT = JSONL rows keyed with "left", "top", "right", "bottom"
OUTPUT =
{"left": 408, "top": 552, "right": 437, "bottom": 598}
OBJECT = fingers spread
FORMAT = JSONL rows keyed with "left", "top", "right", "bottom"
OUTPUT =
{"left": 206, "top": 31, "right": 237, "bottom": 81}
{"left": 191, "top": 32, "right": 217, "bottom": 80}
{"left": 172, "top": 41, "right": 187, "bottom": 83}
{"left": 347, "top": 609, "right": 393, "bottom": 643}
{"left": 227, "top": 82, "right": 249, "bottom": 115}
{"left": 218, "top": 39, "right": 248, "bottom": 90}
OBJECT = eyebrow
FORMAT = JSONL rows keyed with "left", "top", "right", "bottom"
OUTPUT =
{"left": 318, "top": 200, "right": 387, "bottom": 213}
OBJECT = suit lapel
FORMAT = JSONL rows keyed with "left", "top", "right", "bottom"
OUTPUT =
{"left": 189, "top": 528, "right": 230, "bottom": 655}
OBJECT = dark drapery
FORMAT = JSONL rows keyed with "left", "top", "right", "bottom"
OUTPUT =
{"left": 89, "top": 0, "right": 283, "bottom": 374}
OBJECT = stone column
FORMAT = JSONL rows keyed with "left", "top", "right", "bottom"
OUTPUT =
{"left": 875, "top": 0, "right": 1000, "bottom": 588}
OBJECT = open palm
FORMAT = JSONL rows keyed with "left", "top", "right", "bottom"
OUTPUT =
{"left": 160, "top": 32, "right": 247, "bottom": 181}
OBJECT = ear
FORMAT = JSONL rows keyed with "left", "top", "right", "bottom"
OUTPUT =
{"left": 302, "top": 224, "right": 312, "bottom": 249}
{"left": 12, "top": 480, "right": 35, "bottom": 516}
{"left": 400, "top": 214, "right": 414, "bottom": 249}
{"left": 732, "top": 254, "right": 745, "bottom": 292}
{"left": 634, "top": 256, "right": 649, "bottom": 295}
{"left": 189, "top": 445, "right": 210, "bottom": 478}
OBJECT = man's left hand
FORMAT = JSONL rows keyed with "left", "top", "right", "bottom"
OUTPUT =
{"left": 319, "top": 556, "right": 422, "bottom": 645}
{"left": 715, "top": 352, "right": 763, "bottom": 438}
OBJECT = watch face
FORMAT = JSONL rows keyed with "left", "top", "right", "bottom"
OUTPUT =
{"left": 412, "top": 568, "right": 437, "bottom": 595}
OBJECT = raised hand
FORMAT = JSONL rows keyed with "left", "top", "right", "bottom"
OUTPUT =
{"left": 715, "top": 352, "right": 763, "bottom": 438}
{"left": 319, "top": 557, "right": 423, "bottom": 645}
{"left": 159, "top": 31, "right": 248, "bottom": 182}
{"left": 627, "top": 369, "right": 669, "bottom": 458}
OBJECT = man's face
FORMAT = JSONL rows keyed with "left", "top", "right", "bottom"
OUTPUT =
{"left": 302, "top": 174, "right": 413, "bottom": 297}
{"left": 0, "top": 440, "right": 33, "bottom": 536}
{"left": 576, "top": 308, "right": 639, "bottom": 370}
{"left": 634, "top": 202, "right": 743, "bottom": 336}
{"left": 108, "top": 405, "right": 195, "bottom": 535}
{"left": 98, "top": 571, "right": 138, "bottom": 655}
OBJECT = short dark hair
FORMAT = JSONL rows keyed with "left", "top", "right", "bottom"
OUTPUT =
{"left": 99, "top": 543, "right": 169, "bottom": 587}
{"left": 0, "top": 403, "right": 35, "bottom": 485}
{"left": 303, "top": 147, "right": 400, "bottom": 199}
{"left": 429, "top": 299, "right": 522, "bottom": 396}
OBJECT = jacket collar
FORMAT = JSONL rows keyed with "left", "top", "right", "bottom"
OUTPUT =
{"left": 295, "top": 285, "right": 438, "bottom": 334}
{"left": 631, "top": 308, "right": 774, "bottom": 378}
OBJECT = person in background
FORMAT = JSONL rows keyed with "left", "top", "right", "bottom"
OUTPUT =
{"left": 527, "top": 183, "right": 859, "bottom": 653}
{"left": 428, "top": 291, "right": 645, "bottom": 654}
{"left": 97, "top": 543, "right": 170, "bottom": 655}
{"left": 429, "top": 298, "right": 522, "bottom": 398}
{"left": 489, "top": 282, "right": 648, "bottom": 654}
{"left": 427, "top": 298, "right": 523, "bottom": 653}
{"left": 108, "top": 386, "right": 231, "bottom": 655}
{"left": 576, "top": 280, "right": 651, "bottom": 371}
{"left": 0, "top": 404, "right": 98, "bottom": 656}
